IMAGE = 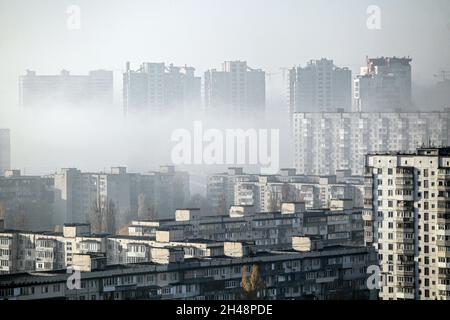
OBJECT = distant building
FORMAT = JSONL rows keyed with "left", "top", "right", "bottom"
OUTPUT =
{"left": 53, "top": 166, "right": 190, "bottom": 227}
{"left": 0, "top": 202, "right": 369, "bottom": 280}
{"left": 204, "top": 61, "right": 265, "bottom": 116}
{"left": 207, "top": 168, "right": 257, "bottom": 215}
{"left": 0, "top": 170, "right": 54, "bottom": 231}
{"left": 19, "top": 70, "right": 113, "bottom": 108}
{"left": 288, "top": 59, "right": 352, "bottom": 116}
{"left": 0, "top": 244, "right": 376, "bottom": 300}
{"left": 293, "top": 111, "right": 450, "bottom": 176}
{"left": 0, "top": 129, "right": 10, "bottom": 176}
{"left": 207, "top": 167, "right": 364, "bottom": 215}
{"left": 123, "top": 62, "right": 201, "bottom": 115}
{"left": 354, "top": 57, "right": 412, "bottom": 112}
{"left": 434, "top": 79, "right": 450, "bottom": 109}
{"left": 364, "top": 146, "right": 450, "bottom": 300}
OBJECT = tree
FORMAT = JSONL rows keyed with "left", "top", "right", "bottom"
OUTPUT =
{"left": 0, "top": 201, "right": 5, "bottom": 221}
{"left": 241, "top": 264, "right": 266, "bottom": 299}
{"left": 117, "top": 224, "right": 129, "bottom": 236}
{"left": 281, "top": 183, "right": 300, "bottom": 202}
{"left": 90, "top": 197, "right": 103, "bottom": 233}
{"left": 89, "top": 197, "right": 116, "bottom": 235}
{"left": 267, "top": 190, "right": 281, "bottom": 212}
{"left": 137, "top": 193, "right": 146, "bottom": 219}
{"left": 138, "top": 193, "right": 158, "bottom": 220}
{"left": 104, "top": 199, "right": 116, "bottom": 235}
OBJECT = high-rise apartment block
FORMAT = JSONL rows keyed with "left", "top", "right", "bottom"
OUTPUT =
{"left": 19, "top": 70, "right": 113, "bottom": 108}
{"left": 123, "top": 62, "right": 201, "bottom": 115}
{"left": 288, "top": 59, "right": 352, "bottom": 116}
{"left": 293, "top": 111, "right": 450, "bottom": 176}
{"left": 364, "top": 147, "right": 450, "bottom": 300}
{"left": 0, "top": 242, "right": 375, "bottom": 300}
{"left": 354, "top": 57, "right": 412, "bottom": 112}
{"left": 204, "top": 61, "right": 265, "bottom": 116}
{"left": 207, "top": 167, "right": 364, "bottom": 215}
{"left": 0, "top": 129, "right": 10, "bottom": 176}
{"left": 0, "top": 170, "right": 54, "bottom": 231}
{"left": 53, "top": 166, "right": 190, "bottom": 228}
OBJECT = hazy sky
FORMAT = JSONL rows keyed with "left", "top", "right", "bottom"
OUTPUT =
{"left": 0, "top": 0, "right": 449, "bottom": 174}
{"left": 1, "top": 0, "right": 449, "bottom": 111}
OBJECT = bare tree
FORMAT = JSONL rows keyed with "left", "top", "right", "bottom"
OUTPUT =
{"left": 138, "top": 193, "right": 158, "bottom": 220}
{"left": 241, "top": 265, "right": 266, "bottom": 299}
{"left": 0, "top": 201, "right": 5, "bottom": 221}
{"left": 89, "top": 197, "right": 116, "bottom": 235}
{"left": 267, "top": 190, "right": 281, "bottom": 212}
{"left": 104, "top": 199, "right": 116, "bottom": 235}
{"left": 137, "top": 193, "right": 146, "bottom": 219}
{"left": 281, "top": 183, "right": 301, "bottom": 202}
{"left": 90, "top": 197, "right": 103, "bottom": 233}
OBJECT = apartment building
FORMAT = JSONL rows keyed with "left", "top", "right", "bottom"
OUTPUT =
{"left": 364, "top": 146, "right": 450, "bottom": 300}
{"left": 123, "top": 62, "right": 201, "bottom": 115}
{"left": 289, "top": 58, "right": 351, "bottom": 116}
{"left": 53, "top": 166, "right": 190, "bottom": 227}
{"left": 0, "top": 170, "right": 54, "bottom": 231}
{"left": 129, "top": 201, "right": 365, "bottom": 252}
{"left": 204, "top": 61, "right": 265, "bottom": 116}
{"left": 19, "top": 69, "right": 113, "bottom": 109}
{"left": 0, "top": 242, "right": 376, "bottom": 300}
{"left": 293, "top": 111, "right": 450, "bottom": 176}
{"left": 0, "top": 129, "right": 10, "bottom": 176}
{"left": 354, "top": 57, "right": 412, "bottom": 112}
{"left": 0, "top": 198, "right": 366, "bottom": 275}
{"left": 208, "top": 167, "right": 364, "bottom": 214}
{"left": 207, "top": 167, "right": 258, "bottom": 215}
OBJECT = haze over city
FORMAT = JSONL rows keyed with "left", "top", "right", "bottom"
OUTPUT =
{"left": 0, "top": 0, "right": 450, "bottom": 304}
{"left": 0, "top": 0, "right": 449, "bottom": 174}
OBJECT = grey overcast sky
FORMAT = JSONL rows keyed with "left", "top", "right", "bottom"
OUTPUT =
{"left": 1, "top": 0, "right": 450, "bottom": 113}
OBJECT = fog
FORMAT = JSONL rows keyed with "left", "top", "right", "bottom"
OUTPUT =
{"left": 5, "top": 103, "right": 291, "bottom": 195}
{"left": 0, "top": 0, "right": 449, "bottom": 177}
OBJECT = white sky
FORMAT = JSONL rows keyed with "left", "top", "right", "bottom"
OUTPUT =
{"left": 1, "top": 0, "right": 449, "bottom": 111}
{"left": 0, "top": 0, "right": 449, "bottom": 174}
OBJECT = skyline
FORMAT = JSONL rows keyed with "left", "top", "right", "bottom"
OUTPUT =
{"left": 1, "top": 0, "right": 450, "bottom": 304}
{"left": 1, "top": 0, "right": 450, "bottom": 112}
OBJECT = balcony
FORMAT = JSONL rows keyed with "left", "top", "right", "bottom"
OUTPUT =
{"left": 437, "top": 284, "right": 450, "bottom": 291}
{"left": 396, "top": 291, "right": 415, "bottom": 300}
{"left": 396, "top": 268, "right": 414, "bottom": 277}
{"left": 126, "top": 251, "right": 147, "bottom": 258}
{"left": 437, "top": 261, "right": 450, "bottom": 268}
{"left": 0, "top": 239, "right": 13, "bottom": 249}
{"left": 436, "top": 229, "right": 450, "bottom": 237}
{"left": 437, "top": 251, "right": 450, "bottom": 258}
{"left": 436, "top": 239, "right": 450, "bottom": 247}
{"left": 362, "top": 211, "right": 374, "bottom": 221}
{"left": 316, "top": 276, "right": 338, "bottom": 283}
{"left": 396, "top": 248, "right": 415, "bottom": 256}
